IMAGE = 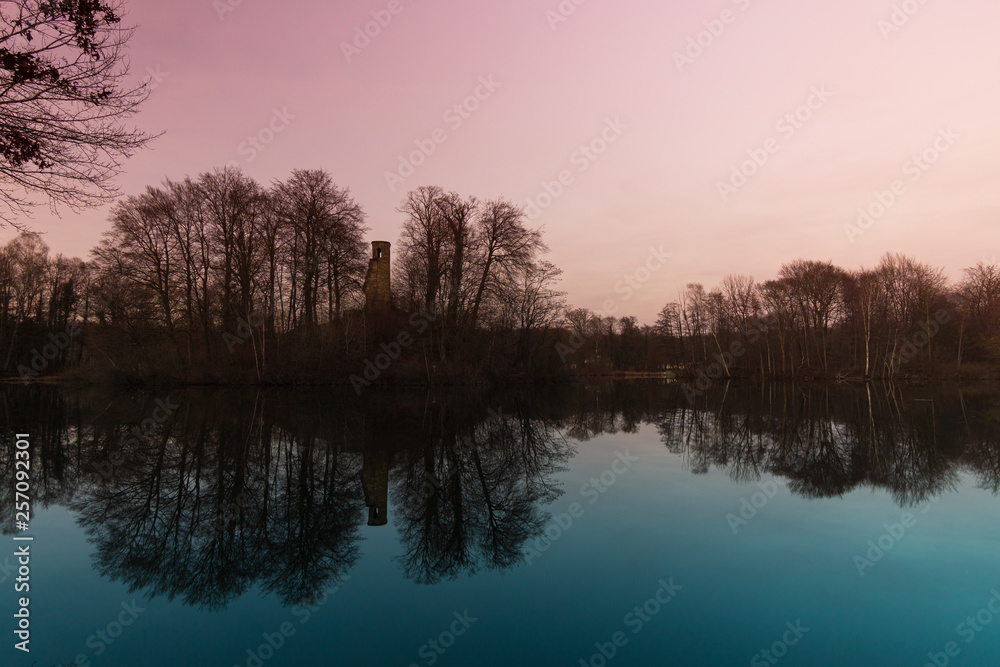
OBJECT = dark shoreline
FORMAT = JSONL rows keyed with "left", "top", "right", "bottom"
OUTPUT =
{"left": 4, "top": 371, "right": 998, "bottom": 389}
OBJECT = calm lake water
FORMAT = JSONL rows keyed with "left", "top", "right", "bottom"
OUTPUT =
{"left": 2, "top": 382, "right": 1000, "bottom": 667}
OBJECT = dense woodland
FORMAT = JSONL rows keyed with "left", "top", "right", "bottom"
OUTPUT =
{"left": 0, "top": 165, "right": 998, "bottom": 384}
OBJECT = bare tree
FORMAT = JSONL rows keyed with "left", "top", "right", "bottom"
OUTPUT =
{"left": 397, "top": 186, "right": 447, "bottom": 315}
{"left": 843, "top": 268, "right": 884, "bottom": 377}
{"left": 0, "top": 1, "right": 157, "bottom": 226}
{"left": 876, "top": 253, "right": 948, "bottom": 373}
{"left": 468, "top": 198, "right": 544, "bottom": 331}
{"left": 956, "top": 262, "right": 1000, "bottom": 367}
{"left": 271, "top": 169, "right": 366, "bottom": 328}
{"left": 0, "top": 231, "right": 49, "bottom": 366}
{"left": 777, "top": 260, "right": 848, "bottom": 373}
{"left": 502, "top": 260, "right": 565, "bottom": 368}
{"left": 94, "top": 188, "right": 179, "bottom": 334}
{"left": 159, "top": 177, "right": 214, "bottom": 350}
{"left": 198, "top": 168, "right": 264, "bottom": 329}
{"left": 758, "top": 279, "right": 798, "bottom": 375}
{"left": 320, "top": 188, "right": 368, "bottom": 321}
{"left": 435, "top": 191, "right": 477, "bottom": 339}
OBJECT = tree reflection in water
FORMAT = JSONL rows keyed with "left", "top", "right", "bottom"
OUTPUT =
{"left": 0, "top": 382, "right": 998, "bottom": 609}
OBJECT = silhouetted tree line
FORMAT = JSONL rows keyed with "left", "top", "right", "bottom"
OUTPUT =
{"left": 3, "top": 182, "right": 998, "bottom": 385}
{"left": 558, "top": 254, "right": 1000, "bottom": 381}
{"left": 0, "top": 169, "right": 571, "bottom": 383}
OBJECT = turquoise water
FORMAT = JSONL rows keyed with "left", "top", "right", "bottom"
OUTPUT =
{"left": 1, "top": 383, "right": 999, "bottom": 666}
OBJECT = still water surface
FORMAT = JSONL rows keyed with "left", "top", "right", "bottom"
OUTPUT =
{"left": 2, "top": 382, "right": 999, "bottom": 666}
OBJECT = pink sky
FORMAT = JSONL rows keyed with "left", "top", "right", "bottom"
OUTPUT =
{"left": 5, "top": 0, "right": 1000, "bottom": 323}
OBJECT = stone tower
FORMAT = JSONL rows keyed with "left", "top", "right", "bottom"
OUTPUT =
{"left": 363, "top": 241, "right": 391, "bottom": 313}
{"left": 359, "top": 450, "right": 388, "bottom": 526}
